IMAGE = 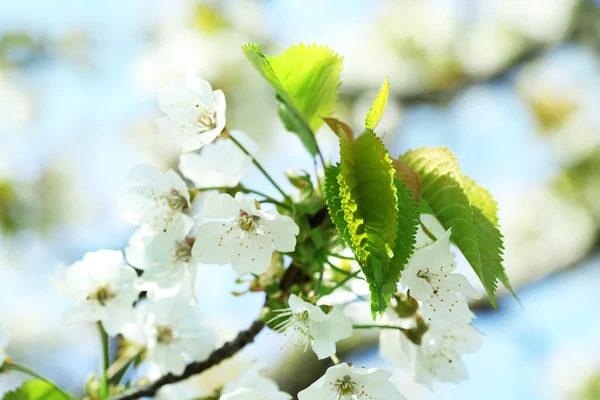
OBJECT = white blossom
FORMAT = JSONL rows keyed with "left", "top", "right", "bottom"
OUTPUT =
{"left": 221, "top": 388, "right": 291, "bottom": 400}
{"left": 400, "top": 229, "right": 480, "bottom": 326}
{"left": 156, "top": 73, "right": 226, "bottom": 152}
{"left": 270, "top": 294, "right": 352, "bottom": 360}
{"left": 119, "top": 165, "right": 193, "bottom": 234}
{"left": 298, "top": 363, "right": 406, "bottom": 400}
{"left": 220, "top": 365, "right": 291, "bottom": 400}
{"left": 179, "top": 130, "right": 256, "bottom": 189}
{"left": 57, "top": 250, "right": 138, "bottom": 336}
{"left": 125, "top": 225, "right": 197, "bottom": 301}
{"left": 378, "top": 308, "right": 417, "bottom": 368}
{"left": 0, "top": 322, "right": 9, "bottom": 367}
{"left": 191, "top": 192, "right": 299, "bottom": 276}
{"left": 415, "top": 323, "right": 482, "bottom": 388}
{"left": 122, "top": 296, "right": 215, "bottom": 376}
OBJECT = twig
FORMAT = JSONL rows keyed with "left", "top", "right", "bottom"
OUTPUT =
{"left": 110, "top": 319, "right": 266, "bottom": 400}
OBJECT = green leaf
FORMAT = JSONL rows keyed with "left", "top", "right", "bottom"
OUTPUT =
{"left": 365, "top": 77, "right": 390, "bottom": 130}
{"left": 324, "top": 164, "right": 351, "bottom": 247}
{"left": 338, "top": 131, "right": 398, "bottom": 315}
{"left": 401, "top": 147, "right": 499, "bottom": 307}
{"left": 461, "top": 176, "right": 517, "bottom": 300}
{"left": 2, "top": 380, "right": 70, "bottom": 400}
{"left": 388, "top": 179, "right": 419, "bottom": 283}
{"left": 242, "top": 43, "right": 342, "bottom": 156}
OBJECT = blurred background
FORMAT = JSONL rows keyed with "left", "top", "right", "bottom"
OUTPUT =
{"left": 0, "top": 0, "right": 599, "bottom": 399}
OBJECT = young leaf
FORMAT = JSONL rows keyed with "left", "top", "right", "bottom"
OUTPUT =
{"left": 338, "top": 131, "right": 398, "bottom": 315}
{"left": 401, "top": 147, "right": 498, "bottom": 307}
{"left": 323, "top": 117, "right": 354, "bottom": 142}
{"left": 365, "top": 77, "right": 390, "bottom": 130}
{"left": 242, "top": 43, "right": 342, "bottom": 156}
{"left": 3, "top": 379, "right": 71, "bottom": 400}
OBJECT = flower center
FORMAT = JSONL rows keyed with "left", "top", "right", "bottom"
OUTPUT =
{"left": 156, "top": 325, "right": 175, "bottom": 344}
{"left": 87, "top": 285, "right": 116, "bottom": 306}
{"left": 196, "top": 107, "right": 217, "bottom": 133}
{"left": 237, "top": 211, "right": 260, "bottom": 232}
{"left": 333, "top": 375, "right": 360, "bottom": 397}
{"left": 166, "top": 189, "right": 188, "bottom": 211}
{"left": 175, "top": 237, "right": 195, "bottom": 263}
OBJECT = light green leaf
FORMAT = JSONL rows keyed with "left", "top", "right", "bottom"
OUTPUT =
{"left": 461, "top": 176, "right": 517, "bottom": 300}
{"left": 388, "top": 179, "right": 419, "bottom": 283}
{"left": 339, "top": 131, "right": 398, "bottom": 315}
{"left": 2, "top": 380, "right": 70, "bottom": 400}
{"left": 242, "top": 43, "right": 342, "bottom": 156}
{"left": 401, "top": 147, "right": 500, "bottom": 308}
{"left": 365, "top": 77, "right": 390, "bottom": 130}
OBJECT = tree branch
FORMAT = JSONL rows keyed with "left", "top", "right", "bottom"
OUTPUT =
{"left": 110, "top": 318, "right": 266, "bottom": 400}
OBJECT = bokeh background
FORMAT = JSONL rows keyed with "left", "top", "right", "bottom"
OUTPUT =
{"left": 1, "top": 0, "right": 600, "bottom": 399}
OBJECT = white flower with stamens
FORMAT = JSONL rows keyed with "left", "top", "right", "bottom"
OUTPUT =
{"left": 119, "top": 165, "right": 192, "bottom": 234}
{"left": 126, "top": 224, "right": 197, "bottom": 301}
{"left": 298, "top": 363, "right": 406, "bottom": 400}
{"left": 220, "top": 365, "right": 291, "bottom": 400}
{"left": 400, "top": 229, "right": 481, "bottom": 326}
{"left": 0, "top": 322, "right": 9, "bottom": 367}
{"left": 415, "top": 323, "right": 482, "bottom": 388}
{"left": 122, "top": 296, "right": 215, "bottom": 376}
{"left": 57, "top": 250, "right": 138, "bottom": 336}
{"left": 270, "top": 294, "right": 352, "bottom": 360}
{"left": 156, "top": 73, "right": 226, "bottom": 152}
{"left": 179, "top": 130, "right": 256, "bottom": 189}
{"left": 191, "top": 192, "right": 299, "bottom": 276}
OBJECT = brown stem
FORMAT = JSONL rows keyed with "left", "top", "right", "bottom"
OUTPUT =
{"left": 110, "top": 319, "right": 265, "bottom": 400}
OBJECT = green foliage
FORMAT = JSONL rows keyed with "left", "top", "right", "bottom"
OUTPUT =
{"left": 324, "top": 133, "right": 420, "bottom": 316}
{"left": 337, "top": 132, "right": 399, "bottom": 315}
{"left": 365, "top": 77, "right": 391, "bottom": 130}
{"left": 242, "top": 43, "right": 342, "bottom": 156}
{"left": 388, "top": 179, "right": 418, "bottom": 280}
{"left": 2, "top": 380, "right": 70, "bottom": 400}
{"left": 461, "top": 176, "right": 517, "bottom": 299}
{"left": 401, "top": 147, "right": 514, "bottom": 308}
{"left": 324, "top": 165, "right": 351, "bottom": 247}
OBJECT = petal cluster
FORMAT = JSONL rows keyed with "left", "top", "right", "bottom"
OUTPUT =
{"left": 179, "top": 130, "right": 256, "bottom": 189}
{"left": 298, "top": 363, "right": 406, "bottom": 400}
{"left": 270, "top": 294, "right": 352, "bottom": 359}
{"left": 220, "top": 366, "right": 291, "bottom": 400}
{"left": 192, "top": 192, "right": 299, "bottom": 276}
{"left": 400, "top": 228, "right": 481, "bottom": 326}
{"left": 119, "top": 165, "right": 192, "bottom": 234}
{"left": 156, "top": 73, "right": 226, "bottom": 152}
{"left": 122, "top": 295, "right": 216, "bottom": 375}
{"left": 58, "top": 250, "right": 138, "bottom": 336}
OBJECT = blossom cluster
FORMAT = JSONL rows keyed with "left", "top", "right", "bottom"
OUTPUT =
{"left": 0, "top": 73, "right": 485, "bottom": 400}
{"left": 380, "top": 217, "right": 483, "bottom": 388}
